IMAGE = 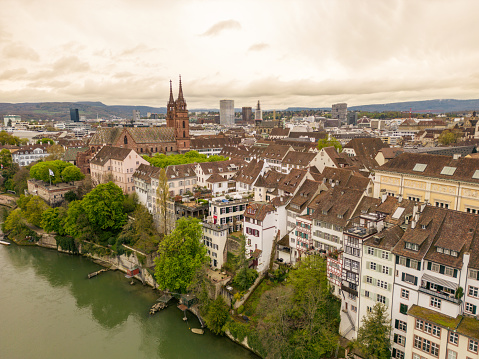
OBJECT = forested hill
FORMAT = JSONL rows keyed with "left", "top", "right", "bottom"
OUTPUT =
{"left": 0, "top": 102, "right": 167, "bottom": 122}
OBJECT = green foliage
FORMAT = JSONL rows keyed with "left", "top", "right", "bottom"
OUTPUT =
{"left": 317, "top": 136, "right": 342, "bottom": 152}
{"left": 205, "top": 296, "right": 230, "bottom": 335}
{"left": 144, "top": 150, "right": 227, "bottom": 168}
{"left": 0, "top": 149, "right": 13, "bottom": 169}
{"left": 81, "top": 182, "right": 127, "bottom": 231}
{"left": 4, "top": 208, "right": 23, "bottom": 233}
{"left": 61, "top": 166, "right": 84, "bottom": 182}
{"left": 353, "top": 303, "right": 391, "bottom": 359}
{"left": 55, "top": 235, "right": 78, "bottom": 254}
{"left": 122, "top": 192, "right": 138, "bottom": 214}
{"left": 30, "top": 160, "right": 80, "bottom": 184}
{"left": 11, "top": 167, "right": 29, "bottom": 194}
{"left": 0, "top": 131, "right": 23, "bottom": 146}
{"left": 237, "top": 305, "right": 244, "bottom": 314}
{"left": 154, "top": 217, "right": 209, "bottom": 293}
{"left": 24, "top": 196, "right": 49, "bottom": 227}
{"left": 41, "top": 207, "right": 67, "bottom": 234}
{"left": 233, "top": 267, "right": 259, "bottom": 291}
{"left": 438, "top": 129, "right": 462, "bottom": 145}
{"left": 64, "top": 190, "right": 78, "bottom": 202}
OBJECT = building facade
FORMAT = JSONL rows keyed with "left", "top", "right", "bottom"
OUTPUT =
{"left": 220, "top": 100, "right": 235, "bottom": 125}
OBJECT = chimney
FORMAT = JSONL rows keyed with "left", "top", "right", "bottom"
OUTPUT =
{"left": 413, "top": 204, "right": 419, "bottom": 217}
{"left": 382, "top": 193, "right": 387, "bottom": 203}
{"left": 420, "top": 203, "right": 426, "bottom": 212}
{"left": 398, "top": 194, "right": 403, "bottom": 203}
{"left": 453, "top": 153, "right": 461, "bottom": 160}
{"left": 411, "top": 220, "right": 416, "bottom": 229}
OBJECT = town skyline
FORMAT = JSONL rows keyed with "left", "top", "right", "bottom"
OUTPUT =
{"left": 1, "top": 0, "right": 479, "bottom": 109}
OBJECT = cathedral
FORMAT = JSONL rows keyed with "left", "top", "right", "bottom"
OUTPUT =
{"left": 88, "top": 77, "right": 191, "bottom": 155}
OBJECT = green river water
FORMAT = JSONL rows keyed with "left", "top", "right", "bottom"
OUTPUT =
{"left": 0, "top": 244, "right": 258, "bottom": 359}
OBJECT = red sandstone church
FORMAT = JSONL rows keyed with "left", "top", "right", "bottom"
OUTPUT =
{"left": 88, "top": 78, "right": 191, "bottom": 155}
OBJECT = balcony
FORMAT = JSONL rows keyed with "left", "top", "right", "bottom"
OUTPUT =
{"left": 345, "top": 226, "right": 377, "bottom": 238}
{"left": 418, "top": 286, "right": 461, "bottom": 304}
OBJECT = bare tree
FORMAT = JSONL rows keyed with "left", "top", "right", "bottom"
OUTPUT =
{"left": 156, "top": 167, "right": 169, "bottom": 235}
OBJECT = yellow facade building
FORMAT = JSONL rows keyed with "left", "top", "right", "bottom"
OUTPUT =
{"left": 374, "top": 153, "right": 479, "bottom": 213}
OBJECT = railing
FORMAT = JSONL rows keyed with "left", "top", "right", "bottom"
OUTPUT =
{"left": 418, "top": 286, "right": 461, "bottom": 304}
{"left": 345, "top": 226, "right": 377, "bottom": 237}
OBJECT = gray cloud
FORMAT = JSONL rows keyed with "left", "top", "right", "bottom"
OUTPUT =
{"left": 0, "top": 68, "right": 28, "bottom": 80}
{"left": 200, "top": 20, "right": 241, "bottom": 37}
{"left": 248, "top": 43, "right": 269, "bottom": 52}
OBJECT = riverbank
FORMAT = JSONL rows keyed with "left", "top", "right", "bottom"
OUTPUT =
{"left": 0, "top": 244, "right": 258, "bottom": 359}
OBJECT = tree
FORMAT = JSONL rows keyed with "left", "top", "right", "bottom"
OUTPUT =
{"left": 233, "top": 234, "right": 258, "bottom": 290}
{"left": 41, "top": 207, "right": 67, "bottom": 234}
{"left": 24, "top": 196, "right": 49, "bottom": 227}
{"left": 156, "top": 167, "right": 169, "bottom": 234}
{"left": 154, "top": 217, "right": 208, "bottom": 293}
{"left": 61, "top": 165, "right": 84, "bottom": 182}
{"left": 12, "top": 167, "right": 30, "bottom": 195}
{"left": 438, "top": 129, "right": 462, "bottom": 145}
{"left": 0, "top": 149, "right": 13, "bottom": 169}
{"left": 45, "top": 144, "right": 65, "bottom": 160}
{"left": 81, "top": 182, "right": 127, "bottom": 232}
{"left": 317, "top": 136, "right": 342, "bottom": 152}
{"left": 205, "top": 296, "right": 229, "bottom": 335}
{"left": 352, "top": 302, "right": 391, "bottom": 359}
{"left": 37, "top": 138, "right": 55, "bottom": 145}
{"left": 30, "top": 160, "right": 76, "bottom": 184}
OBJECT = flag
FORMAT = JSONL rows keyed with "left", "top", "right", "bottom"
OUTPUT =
{"left": 49, "top": 169, "right": 54, "bottom": 176}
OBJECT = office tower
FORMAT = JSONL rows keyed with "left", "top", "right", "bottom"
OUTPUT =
{"left": 332, "top": 103, "right": 347, "bottom": 123}
{"left": 220, "top": 100, "right": 234, "bottom": 125}
{"left": 347, "top": 111, "right": 358, "bottom": 126}
{"left": 70, "top": 108, "right": 80, "bottom": 122}
{"left": 242, "top": 107, "right": 252, "bottom": 123}
{"left": 132, "top": 110, "right": 140, "bottom": 122}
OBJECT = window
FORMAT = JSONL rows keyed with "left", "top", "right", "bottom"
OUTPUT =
{"left": 394, "top": 333, "right": 406, "bottom": 346}
{"left": 430, "top": 297, "right": 441, "bottom": 309}
{"left": 416, "top": 319, "right": 424, "bottom": 330}
{"left": 465, "top": 302, "right": 477, "bottom": 315}
{"left": 400, "top": 303, "right": 408, "bottom": 315}
{"left": 401, "top": 289, "right": 409, "bottom": 299}
{"left": 449, "top": 332, "right": 458, "bottom": 345}
{"left": 396, "top": 320, "right": 407, "bottom": 331}
{"left": 405, "top": 242, "right": 419, "bottom": 251}
{"left": 377, "top": 280, "right": 388, "bottom": 289}
{"left": 365, "top": 290, "right": 370, "bottom": 298}
{"left": 469, "top": 269, "right": 479, "bottom": 280}
{"left": 382, "top": 266, "right": 390, "bottom": 275}
{"left": 469, "top": 286, "right": 479, "bottom": 298}
{"left": 431, "top": 262, "right": 440, "bottom": 272}
{"left": 370, "top": 262, "right": 377, "bottom": 270}
{"left": 394, "top": 350, "right": 404, "bottom": 359}
{"left": 377, "top": 294, "right": 386, "bottom": 304}
{"left": 447, "top": 350, "right": 457, "bottom": 359}
{"left": 382, "top": 251, "right": 389, "bottom": 260}
{"left": 445, "top": 267, "right": 454, "bottom": 277}
{"left": 398, "top": 256, "right": 407, "bottom": 266}
{"left": 469, "top": 339, "right": 478, "bottom": 353}
{"left": 366, "top": 276, "right": 373, "bottom": 284}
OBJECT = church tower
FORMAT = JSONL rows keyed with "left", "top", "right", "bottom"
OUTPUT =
{"left": 166, "top": 76, "right": 190, "bottom": 153}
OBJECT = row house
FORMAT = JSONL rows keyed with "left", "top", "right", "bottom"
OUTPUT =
{"left": 232, "top": 159, "right": 267, "bottom": 194}
{"left": 316, "top": 146, "right": 355, "bottom": 172}
{"left": 280, "top": 151, "right": 319, "bottom": 174}
{"left": 196, "top": 159, "right": 245, "bottom": 187}
{"left": 90, "top": 146, "right": 148, "bottom": 194}
{"left": 374, "top": 152, "right": 479, "bottom": 213}
{"left": 202, "top": 221, "right": 229, "bottom": 269}
{"left": 342, "top": 137, "right": 389, "bottom": 171}
{"left": 390, "top": 206, "right": 479, "bottom": 359}
{"left": 317, "top": 166, "right": 373, "bottom": 195}
{"left": 209, "top": 197, "right": 249, "bottom": 231}
{"left": 190, "top": 136, "right": 241, "bottom": 157}
{"left": 243, "top": 202, "right": 278, "bottom": 272}
{"left": 258, "top": 144, "right": 292, "bottom": 172}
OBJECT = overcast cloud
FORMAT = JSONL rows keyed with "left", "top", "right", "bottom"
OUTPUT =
{"left": 1, "top": 0, "right": 479, "bottom": 109}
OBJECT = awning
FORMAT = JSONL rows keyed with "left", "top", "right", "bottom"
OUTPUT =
{"left": 422, "top": 273, "right": 458, "bottom": 290}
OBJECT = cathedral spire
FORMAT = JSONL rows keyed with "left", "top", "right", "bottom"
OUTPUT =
{"left": 177, "top": 75, "right": 185, "bottom": 103}
{"left": 168, "top": 80, "right": 174, "bottom": 104}
{"left": 176, "top": 75, "right": 186, "bottom": 110}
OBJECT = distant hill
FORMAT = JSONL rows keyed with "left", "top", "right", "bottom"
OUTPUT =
{"left": 0, "top": 102, "right": 167, "bottom": 122}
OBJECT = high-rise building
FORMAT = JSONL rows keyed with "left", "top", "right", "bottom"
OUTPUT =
{"left": 332, "top": 103, "right": 347, "bottom": 124}
{"left": 242, "top": 107, "right": 252, "bottom": 123}
{"left": 70, "top": 108, "right": 80, "bottom": 122}
{"left": 347, "top": 111, "right": 358, "bottom": 126}
{"left": 132, "top": 110, "right": 140, "bottom": 122}
{"left": 255, "top": 100, "right": 262, "bottom": 125}
{"left": 220, "top": 100, "right": 234, "bottom": 125}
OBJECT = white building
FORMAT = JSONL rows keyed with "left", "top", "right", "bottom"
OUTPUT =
{"left": 220, "top": 100, "right": 234, "bottom": 125}
{"left": 12, "top": 144, "right": 49, "bottom": 166}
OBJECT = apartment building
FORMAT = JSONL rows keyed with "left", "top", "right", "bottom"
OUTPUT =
{"left": 374, "top": 152, "right": 479, "bottom": 213}
{"left": 202, "top": 221, "right": 229, "bottom": 269}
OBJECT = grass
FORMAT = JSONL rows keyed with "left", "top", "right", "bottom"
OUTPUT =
{"left": 243, "top": 278, "right": 282, "bottom": 318}
{"left": 457, "top": 316, "right": 479, "bottom": 339}
{"left": 408, "top": 304, "right": 461, "bottom": 329}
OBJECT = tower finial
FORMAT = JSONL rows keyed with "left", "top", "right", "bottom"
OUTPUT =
{"left": 178, "top": 75, "right": 184, "bottom": 102}
{"left": 168, "top": 80, "right": 174, "bottom": 104}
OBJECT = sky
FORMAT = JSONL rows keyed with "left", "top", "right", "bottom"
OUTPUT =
{"left": 1, "top": 0, "right": 479, "bottom": 110}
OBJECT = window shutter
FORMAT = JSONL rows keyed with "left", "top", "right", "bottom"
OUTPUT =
{"left": 373, "top": 278, "right": 377, "bottom": 286}
{"left": 378, "top": 264, "right": 383, "bottom": 273}
{"left": 454, "top": 269, "right": 458, "bottom": 278}
{"left": 385, "top": 298, "right": 389, "bottom": 307}
{"left": 367, "top": 261, "right": 370, "bottom": 270}
{"left": 388, "top": 269, "right": 392, "bottom": 276}
{"left": 440, "top": 265, "right": 445, "bottom": 274}
{"left": 363, "top": 276, "right": 367, "bottom": 283}
{"left": 388, "top": 283, "right": 391, "bottom": 291}
{"left": 395, "top": 320, "right": 399, "bottom": 329}
{"left": 427, "top": 261, "right": 432, "bottom": 270}
{"left": 402, "top": 272, "right": 405, "bottom": 281}
{"left": 417, "top": 261, "right": 421, "bottom": 271}
{"left": 414, "top": 276, "right": 418, "bottom": 286}
{"left": 406, "top": 258, "right": 410, "bottom": 267}
{"left": 361, "top": 289, "right": 365, "bottom": 297}
{"left": 396, "top": 256, "right": 400, "bottom": 264}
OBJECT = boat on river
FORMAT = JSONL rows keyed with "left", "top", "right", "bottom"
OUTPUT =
{"left": 0, "top": 240, "right": 10, "bottom": 246}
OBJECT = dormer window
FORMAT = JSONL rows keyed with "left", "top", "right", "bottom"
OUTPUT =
{"left": 421, "top": 225, "right": 426, "bottom": 229}
{"left": 405, "top": 242, "right": 419, "bottom": 251}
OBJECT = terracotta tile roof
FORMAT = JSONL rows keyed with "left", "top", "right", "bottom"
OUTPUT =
{"left": 233, "top": 159, "right": 265, "bottom": 185}
{"left": 376, "top": 196, "right": 416, "bottom": 226}
{"left": 165, "top": 163, "right": 196, "bottom": 180}
{"left": 271, "top": 195, "right": 291, "bottom": 207}
{"left": 364, "top": 225, "right": 405, "bottom": 251}
{"left": 344, "top": 137, "right": 389, "bottom": 170}
{"left": 133, "top": 163, "right": 161, "bottom": 184}
{"left": 190, "top": 137, "right": 241, "bottom": 149}
{"left": 288, "top": 131, "right": 327, "bottom": 140}
{"left": 310, "top": 187, "right": 364, "bottom": 227}
{"left": 277, "top": 168, "right": 307, "bottom": 194}
{"left": 206, "top": 173, "right": 228, "bottom": 183}
{"left": 89, "top": 146, "right": 133, "bottom": 166}
{"left": 260, "top": 144, "right": 292, "bottom": 160}
{"left": 244, "top": 202, "right": 275, "bottom": 221}
{"left": 253, "top": 169, "right": 286, "bottom": 189}
{"left": 198, "top": 159, "right": 246, "bottom": 174}
{"left": 286, "top": 179, "right": 322, "bottom": 213}
{"left": 89, "top": 127, "right": 175, "bottom": 146}
{"left": 282, "top": 151, "right": 317, "bottom": 166}
{"left": 13, "top": 144, "right": 49, "bottom": 155}
{"left": 219, "top": 146, "right": 249, "bottom": 160}
{"left": 270, "top": 128, "right": 290, "bottom": 137}
{"left": 378, "top": 147, "right": 403, "bottom": 160}
{"left": 318, "top": 167, "right": 371, "bottom": 192}
{"left": 377, "top": 152, "right": 479, "bottom": 184}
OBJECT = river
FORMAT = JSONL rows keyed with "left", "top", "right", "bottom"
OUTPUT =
{"left": 0, "top": 244, "right": 258, "bottom": 359}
